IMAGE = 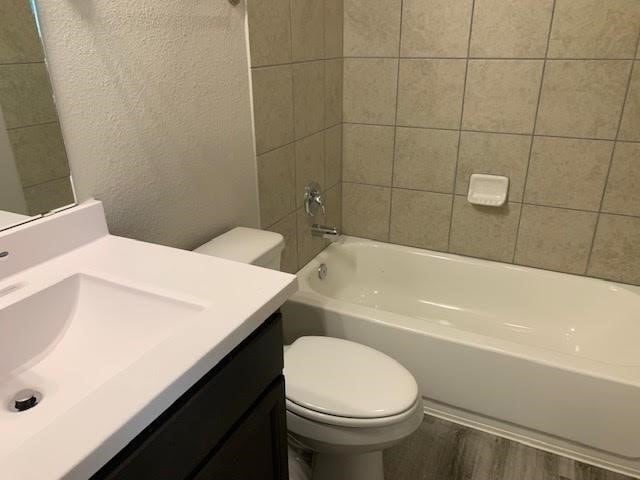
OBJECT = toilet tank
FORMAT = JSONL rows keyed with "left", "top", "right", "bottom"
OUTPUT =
{"left": 194, "top": 227, "right": 285, "bottom": 271}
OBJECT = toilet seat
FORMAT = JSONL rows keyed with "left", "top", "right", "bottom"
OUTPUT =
{"left": 284, "top": 337, "right": 419, "bottom": 428}
{"left": 286, "top": 398, "right": 424, "bottom": 455}
{"left": 286, "top": 398, "right": 419, "bottom": 428}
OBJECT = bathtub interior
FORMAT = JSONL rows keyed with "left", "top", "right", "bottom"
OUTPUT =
{"left": 297, "top": 238, "right": 640, "bottom": 367}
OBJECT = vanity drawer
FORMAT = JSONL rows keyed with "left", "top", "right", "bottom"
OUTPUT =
{"left": 93, "top": 312, "right": 284, "bottom": 480}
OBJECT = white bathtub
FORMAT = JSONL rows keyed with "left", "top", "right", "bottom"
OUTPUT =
{"left": 281, "top": 236, "right": 640, "bottom": 478}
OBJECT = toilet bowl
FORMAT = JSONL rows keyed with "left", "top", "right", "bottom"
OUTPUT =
{"left": 285, "top": 336, "right": 422, "bottom": 480}
{"left": 196, "top": 227, "right": 423, "bottom": 480}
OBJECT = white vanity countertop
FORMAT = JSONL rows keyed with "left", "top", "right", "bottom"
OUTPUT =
{"left": 0, "top": 202, "right": 297, "bottom": 479}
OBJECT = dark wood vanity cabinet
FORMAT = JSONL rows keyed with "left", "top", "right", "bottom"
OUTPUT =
{"left": 93, "top": 313, "right": 289, "bottom": 480}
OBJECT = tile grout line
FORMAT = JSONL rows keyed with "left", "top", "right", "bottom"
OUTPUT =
{"left": 340, "top": 121, "right": 637, "bottom": 144}
{"left": 321, "top": 1, "right": 328, "bottom": 199}
{"left": 584, "top": 31, "right": 640, "bottom": 274}
{"left": 318, "top": 1, "right": 332, "bottom": 256}
{"left": 5, "top": 120, "right": 60, "bottom": 132}
{"left": 338, "top": 0, "right": 346, "bottom": 238}
{"left": 342, "top": 180, "right": 640, "bottom": 221}
{"left": 256, "top": 124, "right": 338, "bottom": 160}
{"left": 286, "top": 0, "right": 303, "bottom": 268}
{"left": 337, "top": 55, "right": 638, "bottom": 61}
{"left": 308, "top": 0, "right": 327, "bottom": 265}
{"left": 446, "top": 0, "right": 476, "bottom": 252}
{"left": 295, "top": 0, "right": 331, "bottom": 267}
{"left": 386, "top": 0, "right": 405, "bottom": 243}
{"left": 251, "top": 56, "right": 343, "bottom": 70}
{"left": 22, "top": 174, "right": 72, "bottom": 191}
{"left": 511, "top": 0, "right": 557, "bottom": 264}
{"left": 0, "top": 60, "right": 46, "bottom": 67}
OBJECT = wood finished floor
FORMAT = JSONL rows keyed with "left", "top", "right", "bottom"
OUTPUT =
{"left": 383, "top": 415, "right": 633, "bottom": 480}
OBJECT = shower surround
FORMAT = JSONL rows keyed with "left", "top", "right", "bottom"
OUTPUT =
{"left": 247, "top": 0, "right": 640, "bottom": 285}
{"left": 340, "top": 0, "right": 640, "bottom": 285}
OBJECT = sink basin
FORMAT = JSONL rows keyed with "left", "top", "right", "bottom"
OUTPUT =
{"left": 0, "top": 274, "right": 205, "bottom": 459}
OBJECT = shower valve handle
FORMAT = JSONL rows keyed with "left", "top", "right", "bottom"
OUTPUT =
{"left": 304, "top": 182, "right": 326, "bottom": 217}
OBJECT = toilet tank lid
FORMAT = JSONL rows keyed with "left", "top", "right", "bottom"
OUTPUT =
{"left": 194, "top": 227, "right": 284, "bottom": 265}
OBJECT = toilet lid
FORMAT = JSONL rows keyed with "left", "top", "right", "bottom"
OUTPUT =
{"left": 284, "top": 337, "right": 418, "bottom": 420}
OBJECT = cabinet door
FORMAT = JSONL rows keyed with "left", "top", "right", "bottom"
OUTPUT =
{"left": 93, "top": 314, "right": 284, "bottom": 480}
{"left": 193, "top": 377, "right": 289, "bottom": 480}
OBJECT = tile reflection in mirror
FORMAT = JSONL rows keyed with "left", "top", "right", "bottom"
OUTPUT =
{"left": 0, "top": 0, "right": 74, "bottom": 229}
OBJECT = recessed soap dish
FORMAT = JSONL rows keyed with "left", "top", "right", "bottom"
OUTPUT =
{"left": 467, "top": 174, "right": 509, "bottom": 207}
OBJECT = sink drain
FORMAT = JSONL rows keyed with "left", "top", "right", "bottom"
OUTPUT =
{"left": 9, "top": 389, "right": 42, "bottom": 412}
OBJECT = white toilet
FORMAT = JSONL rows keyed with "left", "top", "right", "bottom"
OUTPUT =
{"left": 196, "top": 227, "right": 423, "bottom": 480}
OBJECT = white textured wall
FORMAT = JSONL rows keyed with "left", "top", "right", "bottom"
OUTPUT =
{"left": 34, "top": 0, "right": 259, "bottom": 249}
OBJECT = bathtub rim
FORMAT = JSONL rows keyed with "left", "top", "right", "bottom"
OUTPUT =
{"left": 291, "top": 236, "right": 640, "bottom": 387}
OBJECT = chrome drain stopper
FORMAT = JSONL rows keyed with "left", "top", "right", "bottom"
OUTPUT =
{"left": 9, "top": 389, "right": 42, "bottom": 412}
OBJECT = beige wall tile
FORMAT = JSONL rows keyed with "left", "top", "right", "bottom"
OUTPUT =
{"left": 324, "top": 0, "right": 344, "bottom": 59}
{"left": 602, "top": 142, "right": 640, "bottom": 217}
{"left": 456, "top": 132, "right": 530, "bottom": 202}
{"left": 515, "top": 205, "right": 597, "bottom": 274}
{"left": 343, "top": 124, "right": 395, "bottom": 186}
{"left": 291, "top": 0, "right": 325, "bottom": 61}
{"left": 400, "top": 0, "right": 473, "bottom": 58}
{"left": 393, "top": 127, "right": 458, "bottom": 193}
{"left": 8, "top": 122, "right": 69, "bottom": 188}
{"left": 297, "top": 206, "right": 327, "bottom": 266}
{"left": 619, "top": 64, "right": 640, "bottom": 141}
{"left": 0, "top": 63, "right": 57, "bottom": 129}
{"left": 325, "top": 183, "right": 343, "bottom": 233}
{"left": 343, "top": 58, "right": 399, "bottom": 124}
{"left": 536, "top": 60, "right": 631, "bottom": 139}
{"left": 548, "top": 0, "right": 640, "bottom": 59}
{"left": 258, "top": 144, "right": 296, "bottom": 228}
{"left": 344, "top": 0, "right": 401, "bottom": 57}
{"left": 470, "top": 0, "right": 554, "bottom": 58}
{"left": 449, "top": 197, "right": 521, "bottom": 262}
{"left": 295, "top": 132, "right": 325, "bottom": 208}
{"left": 268, "top": 211, "right": 299, "bottom": 274}
{"left": 252, "top": 65, "right": 294, "bottom": 154}
{"left": 389, "top": 189, "right": 452, "bottom": 251}
{"left": 325, "top": 125, "right": 342, "bottom": 188}
{"left": 342, "top": 183, "right": 392, "bottom": 241}
{"left": 0, "top": 0, "right": 44, "bottom": 63}
{"left": 588, "top": 214, "right": 640, "bottom": 285}
{"left": 293, "top": 61, "right": 325, "bottom": 139}
{"left": 325, "top": 59, "right": 343, "bottom": 128}
{"left": 463, "top": 60, "right": 544, "bottom": 134}
{"left": 397, "top": 59, "right": 466, "bottom": 129}
{"left": 247, "top": 0, "right": 292, "bottom": 67}
{"left": 24, "top": 177, "right": 74, "bottom": 215}
{"left": 525, "top": 137, "right": 612, "bottom": 211}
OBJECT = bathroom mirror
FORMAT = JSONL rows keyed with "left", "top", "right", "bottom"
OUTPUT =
{"left": 0, "top": 0, "right": 74, "bottom": 231}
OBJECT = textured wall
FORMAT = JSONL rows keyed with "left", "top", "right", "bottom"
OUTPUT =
{"left": 35, "top": 0, "right": 259, "bottom": 249}
{"left": 341, "top": 0, "right": 640, "bottom": 285}
{"left": 0, "top": 0, "right": 73, "bottom": 215}
{"left": 246, "top": 0, "right": 344, "bottom": 273}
